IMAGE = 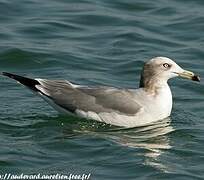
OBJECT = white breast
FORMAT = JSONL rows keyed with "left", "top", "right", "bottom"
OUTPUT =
{"left": 137, "top": 85, "right": 172, "bottom": 122}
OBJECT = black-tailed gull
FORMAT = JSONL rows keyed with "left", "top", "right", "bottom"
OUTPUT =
{"left": 2, "top": 57, "right": 200, "bottom": 127}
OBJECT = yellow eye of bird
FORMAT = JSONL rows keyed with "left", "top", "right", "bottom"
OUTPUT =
{"left": 163, "top": 63, "right": 170, "bottom": 68}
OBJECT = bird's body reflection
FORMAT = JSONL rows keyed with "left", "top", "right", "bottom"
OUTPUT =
{"left": 61, "top": 116, "right": 174, "bottom": 172}
{"left": 100, "top": 117, "right": 174, "bottom": 172}
{"left": 105, "top": 117, "right": 173, "bottom": 150}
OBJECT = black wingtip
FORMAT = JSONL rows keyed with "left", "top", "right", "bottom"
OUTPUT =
{"left": 2, "top": 72, "right": 40, "bottom": 91}
{"left": 2, "top": 72, "right": 17, "bottom": 79}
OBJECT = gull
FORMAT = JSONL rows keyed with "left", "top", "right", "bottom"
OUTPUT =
{"left": 2, "top": 57, "right": 200, "bottom": 128}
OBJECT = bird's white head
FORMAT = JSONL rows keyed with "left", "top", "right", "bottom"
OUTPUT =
{"left": 140, "top": 57, "right": 200, "bottom": 89}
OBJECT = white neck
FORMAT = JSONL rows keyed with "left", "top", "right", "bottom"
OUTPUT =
{"left": 153, "top": 83, "right": 172, "bottom": 117}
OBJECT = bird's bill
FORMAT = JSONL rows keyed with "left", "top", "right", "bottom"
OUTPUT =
{"left": 177, "top": 70, "right": 200, "bottom": 82}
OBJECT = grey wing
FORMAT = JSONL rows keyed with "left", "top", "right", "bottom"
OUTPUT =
{"left": 36, "top": 79, "right": 142, "bottom": 115}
